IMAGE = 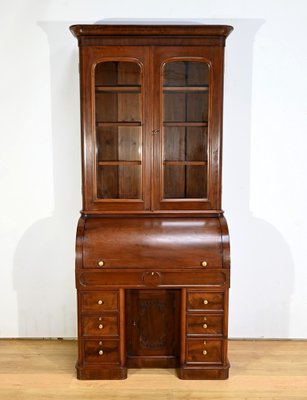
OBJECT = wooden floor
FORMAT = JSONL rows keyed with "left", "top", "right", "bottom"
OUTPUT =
{"left": 0, "top": 340, "right": 307, "bottom": 399}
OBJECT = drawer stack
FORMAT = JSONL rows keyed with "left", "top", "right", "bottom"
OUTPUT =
{"left": 179, "top": 289, "right": 229, "bottom": 379}
{"left": 77, "top": 290, "right": 127, "bottom": 379}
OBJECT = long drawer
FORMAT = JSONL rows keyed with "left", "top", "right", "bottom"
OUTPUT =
{"left": 77, "top": 270, "right": 229, "bottom": 289}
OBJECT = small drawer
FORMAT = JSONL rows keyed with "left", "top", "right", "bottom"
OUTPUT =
{"left": 81, "top": 291, "right": 118, "bottom": 312}
{"left": 82, "top": 314, "right": 118, "bottom": 337}
{"left": 83, "top": 339, "right": 120, "bottom": 364}
{"left": 186, "top": 315, "right": 223, "bottom": 336}
{"left": 187, "top": 291, "right": 224, "bottom": 312}
{"left": 186, "top": 339, "right": 223, "bottom": 364}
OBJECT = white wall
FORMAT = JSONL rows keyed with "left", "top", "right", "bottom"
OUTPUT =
{"left": 1, "top": 0, "right": 307, "bottom": 339}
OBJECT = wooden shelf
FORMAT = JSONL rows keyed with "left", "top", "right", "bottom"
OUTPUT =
{"left": 96, "top": 122, "right": 142, "bottom": 127}
{"left": 96, "top": 86, "right": 141, "bottom": 92}
{"left": 163, "top": 122, "right": 208, "bottom": 127}
{"left": 98, "top": 161, "right": 141, "bottom": 166}
{"left": 163, "top": 161, "right": 207, "bottom": 166}
{"left": 163, "top": 86, "right": 209, "bottom": 92}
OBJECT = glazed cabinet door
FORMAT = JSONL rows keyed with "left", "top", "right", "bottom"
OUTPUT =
{"left": 80, "top": 46, "right": 151, "bottom": 212}
{"left": 152, "top": 46, "right": 225, "bottom": 211}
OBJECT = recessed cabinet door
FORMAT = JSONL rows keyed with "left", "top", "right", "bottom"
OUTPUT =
{"left": 152, "top": 47, "right": 224, "bottom": 211}
{"left": 80, "top": 47, "right": 151, "bottom": 212}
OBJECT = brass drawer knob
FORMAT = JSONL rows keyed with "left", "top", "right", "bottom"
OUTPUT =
{"left": 201, "top": 260, "right": 208, "bottom": 267}
{"left": 203, "top": 299, "right": 209, "bottom": 305}
{"left": 98, "top": 350, "right": 104, "bottom": 356}
{"left": 203, "top": 323, "right": 208, "bottom": 329}
{"left": 98, "top": 260, "right": 105, "bottom": 267}
{"left": 97, "top": 300, "right": 104, "bottom": 305}
{"left": 98, "top": 324, "right": 104, "bottom": 329}
{"left": 202, "top": 350, "right": 207, "bottom": 356}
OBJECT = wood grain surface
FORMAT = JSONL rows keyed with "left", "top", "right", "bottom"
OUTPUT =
{"left": 0, "top": 339, "right": 307, "bottom": 399}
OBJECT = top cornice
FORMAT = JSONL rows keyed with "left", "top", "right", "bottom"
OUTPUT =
{"left": 70, "top": 24, "right": 233, "bottom": 39}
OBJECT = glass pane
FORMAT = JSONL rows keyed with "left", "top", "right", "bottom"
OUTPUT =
{"left": 164, "top": 92, "right": 208, "bottom": 122}
{"left": 162, "top": 61, "right": 209, "bottom": 201}
{"left": 186, "top": 165, "right": 207, "bottom": 198}
{"left": 163, "top": 61, "right": 209, "bottom": 87}
{"left": 95, "top": 92, "right": 141, "bottom": 122}
{"left": 186, "top": 62, "right": 209, "bottom": 86}
{"left": 97, "top": 165, "right": 141, "bottom": 199}
{"left": 95, "top": 61, "right": 141, "bottom": 86}
{"left": 163, "top": 165, "right": 207, "bottom": 199}
{"left": 164, "top": 127, "right": 207, "bottom": 161}
{"left": 163, "top": 165, "right": 185, "bottom": 198}
{"left": 186, "top": 93, "right": 208, "bottom": 121}
{"left": 97, "top": 127, "right": 142, "bottom": 161}
{"left": 164, "top": 93, "right": 185, "bottom": 122}
{"left": 163, "top": 127, "right": 185, "bottom": 161}
{"left": 186, "top": 127, "right": 208, "bottom": 161}
{"left": 94, "top": 61, "right": 143, "bottom": 201}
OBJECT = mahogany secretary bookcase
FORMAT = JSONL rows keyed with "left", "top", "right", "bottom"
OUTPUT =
{"left": 70, "top": 24, "right": 233, "bottom": 380}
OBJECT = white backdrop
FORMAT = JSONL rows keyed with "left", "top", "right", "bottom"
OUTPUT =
{"left": 1, "top": 0, "right": 307, "bottom": 339}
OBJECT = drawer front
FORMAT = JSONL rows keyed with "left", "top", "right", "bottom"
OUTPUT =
{"left": 81, "top": 291, "right": 118, "bottom": 312}
{"left": 81, "top": 314, "right": 118, "bottom": 336}
{"left": 186, "top": 315, "right": 223, "bottom": 336}
{"left": 186, "top": 339, "right": 223, "bottom": 364}
{"left": 187, "top": 291, "right": 224, "bottom": 312}
{"left": 83, "top": 340, "right": 120, "bottom": 364}
{"left": 78, "top": 270, "right": 229, "bottom": 289}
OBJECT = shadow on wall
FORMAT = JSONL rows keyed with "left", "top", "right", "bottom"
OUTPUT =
{"left": 13, "top": 18, "right": 294, "bottom": 339}
{"left": 220, "top": 19, "right": 294, "bottom": 338}
{"left": 13, "top": 22, "right": 81, "bottom": 337}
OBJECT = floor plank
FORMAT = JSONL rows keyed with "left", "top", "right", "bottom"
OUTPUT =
{"left": 0, "top": 339, "right": 307, "bottom": 399}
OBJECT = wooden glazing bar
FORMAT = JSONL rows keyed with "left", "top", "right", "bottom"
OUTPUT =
{"left": 163, "top": 122, "right": 208, "bottom": 127}
{"left": 98, "top": 161, "right": 142, "bottom": 166}
{"left": 163, "top": 161, "right": 207, "bottom": 166}
{"left": 163, "top": 86, "right": 209, "bottom": 92}
{"left": 96, "top": 86, "right": 141, "bottom": 92}
{"left": 96, "top": 122, "right": 142, "bottom": 127}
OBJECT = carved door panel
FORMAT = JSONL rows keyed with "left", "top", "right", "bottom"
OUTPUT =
{"left": 125, "top": 290, "right": 180, "bottom": 357}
